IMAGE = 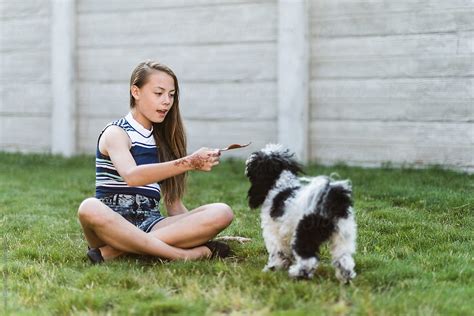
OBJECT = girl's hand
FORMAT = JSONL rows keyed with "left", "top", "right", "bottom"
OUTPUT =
{"left": 187, "top": 147, "right": 221, "bottom": 171}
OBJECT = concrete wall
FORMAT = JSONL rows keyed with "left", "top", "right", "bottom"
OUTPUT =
{"left": 76, "top": 0, "right": 277, "bottom": 157}
{"left": 0, "top": 0, "right": 472, "bottom": 172}
{"left": 0, "top": 0, "right": 52, "bottom": 152}
{"left": 309, "top": 0, "right": 474, "bottom": 171}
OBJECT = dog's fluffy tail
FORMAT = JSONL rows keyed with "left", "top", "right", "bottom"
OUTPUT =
{"left": 318, "top": 180, "right": 353, "bottom": 220}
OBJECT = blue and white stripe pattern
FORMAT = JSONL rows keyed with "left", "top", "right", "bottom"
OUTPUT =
{"left": 95, "top": 112, "right": 161, "bottom": 200}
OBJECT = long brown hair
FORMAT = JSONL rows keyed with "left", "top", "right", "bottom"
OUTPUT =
{"left": 129, "top": 60, "right": 187, "bottom": 204}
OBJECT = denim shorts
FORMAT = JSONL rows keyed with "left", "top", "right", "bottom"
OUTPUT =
{"left": 99, "top": 194, "right": 165, "bottom": 233}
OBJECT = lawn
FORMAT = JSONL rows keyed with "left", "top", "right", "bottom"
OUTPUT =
{"left": 1, "top": 152, "right": 473, "bottom": 315}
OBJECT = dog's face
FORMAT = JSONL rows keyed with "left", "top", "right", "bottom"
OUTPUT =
{"left": 245, "top": 144, "right": 303, "bottom": 209}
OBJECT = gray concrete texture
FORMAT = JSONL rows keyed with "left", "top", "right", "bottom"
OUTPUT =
{"left": 0, "top": 0, "right": 472, "bottom": 172}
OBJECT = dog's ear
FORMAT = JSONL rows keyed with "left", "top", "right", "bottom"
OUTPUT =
{"left": 246, "top": 152, "right": 272, "bottom": 209}
{"left": 248, "top": 184, "right": 268, "bottom": 209}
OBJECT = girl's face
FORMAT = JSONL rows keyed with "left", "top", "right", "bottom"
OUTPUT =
{"left": 131, "top": 70, "right": 176, "bottom": 129}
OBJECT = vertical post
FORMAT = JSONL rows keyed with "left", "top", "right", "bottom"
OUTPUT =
{"left": 51, "top": 0, "right": 76, "bottom": 156}
{"left": 278, "top": 0, "right": 309, "bottom": 163}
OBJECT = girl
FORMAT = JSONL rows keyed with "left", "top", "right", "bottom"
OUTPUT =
{"left": 78, "top": 60, "right": 234, "bottom": 263}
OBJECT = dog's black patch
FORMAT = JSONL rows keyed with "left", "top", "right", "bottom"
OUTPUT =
{"left": 323, "top": 183, "right": 352, "bottom": 220}
{"left": 270, "top": 186, "right": 300, "bottom": 218}
{"left": 248, "top": 179, "right": 276, "bottom": 209}
{"left": 292, "top": 213, "right": 335, "bottom": 259}
{"left": 246, "top": 150, "right": 303, "bottom": 209}
{"left": 292, "top": 181, "right": 352, "bottom": 259}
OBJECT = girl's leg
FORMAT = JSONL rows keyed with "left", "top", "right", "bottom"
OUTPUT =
{"left": 78, "top": 198, "right": 211, "bottom": 261}
{"left": 99, "top": 203, "right": 234, "bottom": 260}
{"left": 150, "top": 202, "right": 234, "bottom": 248}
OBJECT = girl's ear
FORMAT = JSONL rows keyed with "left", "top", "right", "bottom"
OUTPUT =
{"left": 131, "top": 85, "right": 140, "bottom": 101}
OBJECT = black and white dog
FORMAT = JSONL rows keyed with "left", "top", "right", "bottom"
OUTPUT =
{"left": 245, "top": 144, "right": 357, "bottom": 282}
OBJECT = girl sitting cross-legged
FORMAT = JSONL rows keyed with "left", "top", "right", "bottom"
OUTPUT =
{"left": 78, "top": 60, "right": 234, "bottom": 263}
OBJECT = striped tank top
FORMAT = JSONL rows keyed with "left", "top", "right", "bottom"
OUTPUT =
{"left": 95, "top": 112, "right": 161, "bottom": 200}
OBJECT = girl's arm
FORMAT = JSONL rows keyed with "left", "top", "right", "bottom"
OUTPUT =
{"left": 165, "top": 199, "right": 188, "bottom": 216}
{"left": 99, "top": 126, "right": 220, "bottom": 187}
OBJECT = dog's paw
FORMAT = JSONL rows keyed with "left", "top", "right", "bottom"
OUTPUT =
{"left": 288, "top": 265, "right": 315, "bottom": 279}
{"left": 288, "top": 259, "right": 317, "bottom": 280}
{"left": 333, "top": 256, "right": 356, "bottom": 284}
{"left": 263, "top": 264, "right": 276, "bottom": 272}
{"left": 335, "top": 266, "right": 356, "bottom": 284}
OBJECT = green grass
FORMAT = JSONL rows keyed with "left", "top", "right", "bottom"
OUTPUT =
{"left": 1, "top": 152, "right": 473, "bottom": 315}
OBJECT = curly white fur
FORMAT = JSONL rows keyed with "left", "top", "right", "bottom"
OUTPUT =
{"left": 246, "top": 144, "right": 357, "bottom": 283}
